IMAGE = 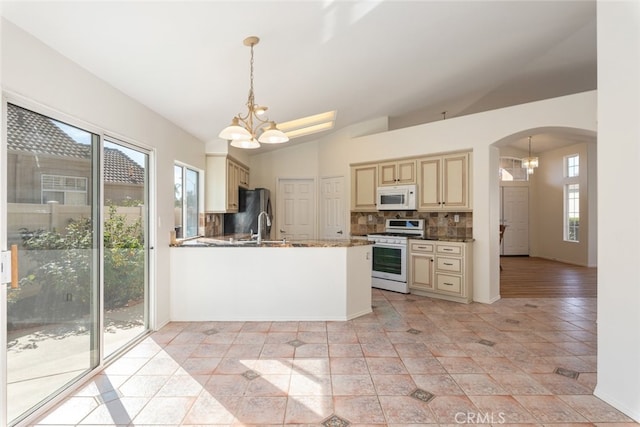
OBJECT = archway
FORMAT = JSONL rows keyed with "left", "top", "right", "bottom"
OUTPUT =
{"left": 491, "top": 127, "right": 597, "bottom": 297}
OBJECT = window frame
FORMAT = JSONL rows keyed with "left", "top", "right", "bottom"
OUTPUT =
{"left": 41, "top": 174, "right": 88, "bottom": 205}
{"left": 499, "top": 156, "right": 529, "bottom": 182}
{"left": 174, "top": 162, "right": 201, "bottom": 239}
{"left": 563, "top": 154, "right": 580, "bottom": 242}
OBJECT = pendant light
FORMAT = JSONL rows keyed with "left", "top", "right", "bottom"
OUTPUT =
{"left": 218, "top": 36, "right": 289, "bottom": 149}
{"left": 522, "top": 136, "right": 539, "bottom": 174}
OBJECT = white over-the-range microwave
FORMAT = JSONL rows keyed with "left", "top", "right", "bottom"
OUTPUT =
{"left": 376, "top": 184, "right": 417, "bottom": 210}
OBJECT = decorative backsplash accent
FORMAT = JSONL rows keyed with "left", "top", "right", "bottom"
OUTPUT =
{"left": 205, "top": 213, "right": 223, "bottom": 237}
{"left": 350, "top": 211, "right": 473, "bottom": 240}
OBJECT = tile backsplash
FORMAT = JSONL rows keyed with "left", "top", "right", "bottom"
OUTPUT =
{"left": 205, "top": 213, "right": 224, "bottom": 237}
{"left": 351, "top": 211, "right": 473, "bottom": 240}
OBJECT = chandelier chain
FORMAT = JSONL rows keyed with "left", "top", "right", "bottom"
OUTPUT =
{"left": 248, "top": 42, "right": 255, "bottom": 110}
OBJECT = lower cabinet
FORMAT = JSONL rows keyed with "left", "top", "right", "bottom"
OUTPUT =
{"left": 409, "top": 240, "right": 473, "bottom": 303}
{"left": 409, "top": 241, "right": 435, "bottom": 292}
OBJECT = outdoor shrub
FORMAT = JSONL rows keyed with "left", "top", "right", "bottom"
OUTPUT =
{"left": 10, "top": 204, "right": 144, "bottom": 323}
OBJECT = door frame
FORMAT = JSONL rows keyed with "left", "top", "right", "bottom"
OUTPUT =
{"left": 500, "top": 182, "right": 530, "bottom": 256}
{"left": 319, "top": 175, "right": 347, "bottom": 239}
{"left": 275, "top": 177, "right": 317, "bottom": 240}
{"left": 0, "top": 93, "right": 156, "bottom": 426}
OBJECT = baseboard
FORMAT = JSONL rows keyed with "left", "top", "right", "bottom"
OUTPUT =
{"left": 594, "top": 385, "right": 640, "bottom": 422}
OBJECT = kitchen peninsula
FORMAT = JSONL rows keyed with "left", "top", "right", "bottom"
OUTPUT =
{"left": 169, "top": 238, "right": 373, "bottom": 321}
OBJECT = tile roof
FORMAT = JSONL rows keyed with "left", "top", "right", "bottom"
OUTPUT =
{"left": 7, "top": 104, "right": 144, "bottom": 185}
{"left": 104, "top": 147, "right": 144, "bottom": 184}
{"left": 7, "top": 103, "right": 91, "bottom": 159}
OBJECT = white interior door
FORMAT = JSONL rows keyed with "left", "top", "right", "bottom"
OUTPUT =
{"left": 320, "top": 176, "right": 346, "bottom": 239}
{"left": 501, "top": 186, "right": 529, "bottom": 255}
{"left": 277, "top": 178, "right": 316, "bottom": 240}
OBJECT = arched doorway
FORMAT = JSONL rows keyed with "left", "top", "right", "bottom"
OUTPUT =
{"left": 492, "top": 127, "right": 597, "bottom": 297}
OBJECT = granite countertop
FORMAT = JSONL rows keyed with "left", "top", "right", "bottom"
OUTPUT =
{"left": 350, "top": 233, "right": 474, "bottom": 243}
{"left": 173, "top": 236, "right": 372, "bottom": 248}
{"left": 409, "top": 237, "right": 475, "bottom": 243}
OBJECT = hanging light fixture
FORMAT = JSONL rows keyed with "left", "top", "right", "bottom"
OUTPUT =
{"left": 521, "top": 136, "right": 539, "bottom": 174}
{"left": 218, "top": 36, "right": 289, "bottom": 149}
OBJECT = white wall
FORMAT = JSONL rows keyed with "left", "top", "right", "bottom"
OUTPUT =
{"left": 251, "top": 92, "right": 597, "bottom": 304}
{"left": 595, "top": 1, "right": 640, "bottom": 421}
{"left": 1, "top": 19, "right": 206, "bottom": 329}
{"left": 530, "top": 142, "right": 595, "bottom": 266}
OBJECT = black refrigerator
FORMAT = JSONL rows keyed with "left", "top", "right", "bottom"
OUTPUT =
{"left": 223, "top": 188, "right": 272, "bottom": 237}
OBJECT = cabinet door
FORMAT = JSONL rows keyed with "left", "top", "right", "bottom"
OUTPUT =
{"left": 351, "top": 165, "right": 377, "bottom": 210}
{"left": 378, "top": 162, "right": 398, "bottom": 186}
{"left": 378, "top": 160, "right": 416, "bottom": 186}
{"left": 410, "top": 252, "right": 434, "bottom": 291}
{"left": 238, "top": 166, "right": 250, "bottom": 188}
{"left": 226, "top": 160, "right": 239, "bottom": 211}
{"left": 396, "top": 160, "right": 416, "bottom": 184}
{"left": 442, "top": 153, "right": 468, "bottom": 208}
{"left": 418, "top": 157, "right": 441, "bottom": 209}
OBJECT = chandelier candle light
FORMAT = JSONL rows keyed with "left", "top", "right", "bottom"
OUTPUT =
{"left": 218, "top": 36, "right": 289, "bottom": 149}
{"left": 522, "top": 135, "right": 539, "bottom": 174}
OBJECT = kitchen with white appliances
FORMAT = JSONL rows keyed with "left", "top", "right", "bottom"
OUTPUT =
{"left": 5, "top": 1, "right": 639, "bottom": 425}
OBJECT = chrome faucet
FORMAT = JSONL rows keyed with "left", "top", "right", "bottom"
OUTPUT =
{"left": 256, "top": 211, "right": 271, "bottom": 244}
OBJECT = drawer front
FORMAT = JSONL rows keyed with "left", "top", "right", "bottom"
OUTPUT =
{"left": 436, "top": 257, "right": 461, "bottom": 273}
{"left": 410, "top": 242, "right": 434, "bottom": 253}
{"left": 436, "top": 274, "right": 462, "bottom": 294}
{"left": 436, "top": 244, "right": 462, "bottom": 255}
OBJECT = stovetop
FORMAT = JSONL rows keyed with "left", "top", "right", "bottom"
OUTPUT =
{"left": 368, "top": 218, "right": 426, "bottom": 240}
{"left": 368, "top": 232, "right": 419, "bottom": 237}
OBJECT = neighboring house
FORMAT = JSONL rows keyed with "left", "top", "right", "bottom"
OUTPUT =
{"left": 6, "top": 104, "right": 144, "bottom": 206}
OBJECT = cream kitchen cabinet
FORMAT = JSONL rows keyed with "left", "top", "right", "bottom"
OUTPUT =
{"left": 350, "top": 163, "right": 378, "bottom": 211}
{"left": 205, "top": 155, "right": 250, "bottom": 213}
{"left": 417, "top": 152, "right": 471, "bottom": 211}
{"left": 409, "top": 239, "right": 473, "bottom": 303}
{"left": 378, "top": 160, "right": 416, "bottom": 186}
{"left": 409, "top": 241, "right": 435, "bottom": 293}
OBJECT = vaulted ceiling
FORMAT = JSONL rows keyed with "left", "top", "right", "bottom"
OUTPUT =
{"left": 1, "top": 1, "right": 597, "bottom": 153}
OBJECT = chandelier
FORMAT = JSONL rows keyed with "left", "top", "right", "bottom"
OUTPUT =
{"left": 218, "top": 36, "right": 289, "bottom": 149}
{"left": 521, "top": 136, "right": 539, "bottom": 174}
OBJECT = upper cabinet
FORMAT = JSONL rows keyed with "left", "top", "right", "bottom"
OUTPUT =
{"left": 350, "top": 150, "right": 471, "bottom": 212}
{"left": 418, "top": 152, "right": 471, "bottom": 211}
{"left": 378, "top": 160, "right": 416, "bottom": 186}
{"left": 350, "top": 163, "right": 377, "bottom": 211}
{"left": 205, "top": 155, "right": 250, "bottom": 213}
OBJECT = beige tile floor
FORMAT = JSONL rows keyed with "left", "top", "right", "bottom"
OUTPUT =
{"left": 32, "top": 289, "right": 639, "bottom": 426}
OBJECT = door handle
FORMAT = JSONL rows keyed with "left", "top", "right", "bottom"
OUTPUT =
{"left": 11, "top": 244, "right": 18, "bottom": 289}
{"left": 280, "top": 229, "right": 286, "bottom": 234}
{"left": 337, "top": 230, "right": 343, "bottom": 234}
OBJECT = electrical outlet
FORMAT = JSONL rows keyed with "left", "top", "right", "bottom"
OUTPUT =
{"left": 454, "top": 214, "right": 460, "bottom": 223}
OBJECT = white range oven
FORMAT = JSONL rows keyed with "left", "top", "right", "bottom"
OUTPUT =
{"left": 368, "top": 219, "right": 425, "bottom": 293}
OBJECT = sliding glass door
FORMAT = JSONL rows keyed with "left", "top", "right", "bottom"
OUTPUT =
{"left": 2, "top": 102, "right": 151, "bottom": 425}
{"left": 102, "top": 140, "right": 149, "bottom": 358}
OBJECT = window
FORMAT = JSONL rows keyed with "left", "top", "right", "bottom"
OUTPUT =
{"left": 174, "top": 163, "right": 200, "bottom": 238}
{"left": 41, "top": 174, "right": 88, "bottom": 205}
{"left": 564, "top": 154, "right": 580, "bottom": 242}
{"left": 499, "top": 157, "right": 529, "bottom": 181}
{"left": 566, "top": 154, "right": 579, "bottom": 178}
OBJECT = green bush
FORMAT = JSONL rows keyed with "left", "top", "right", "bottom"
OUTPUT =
{"left": 11, "top": 204, "right": 144, "bottom": 322}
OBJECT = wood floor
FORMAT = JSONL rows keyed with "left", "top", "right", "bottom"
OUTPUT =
{"left": 500, "top": 256, "right": 597, "bottom": 298}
